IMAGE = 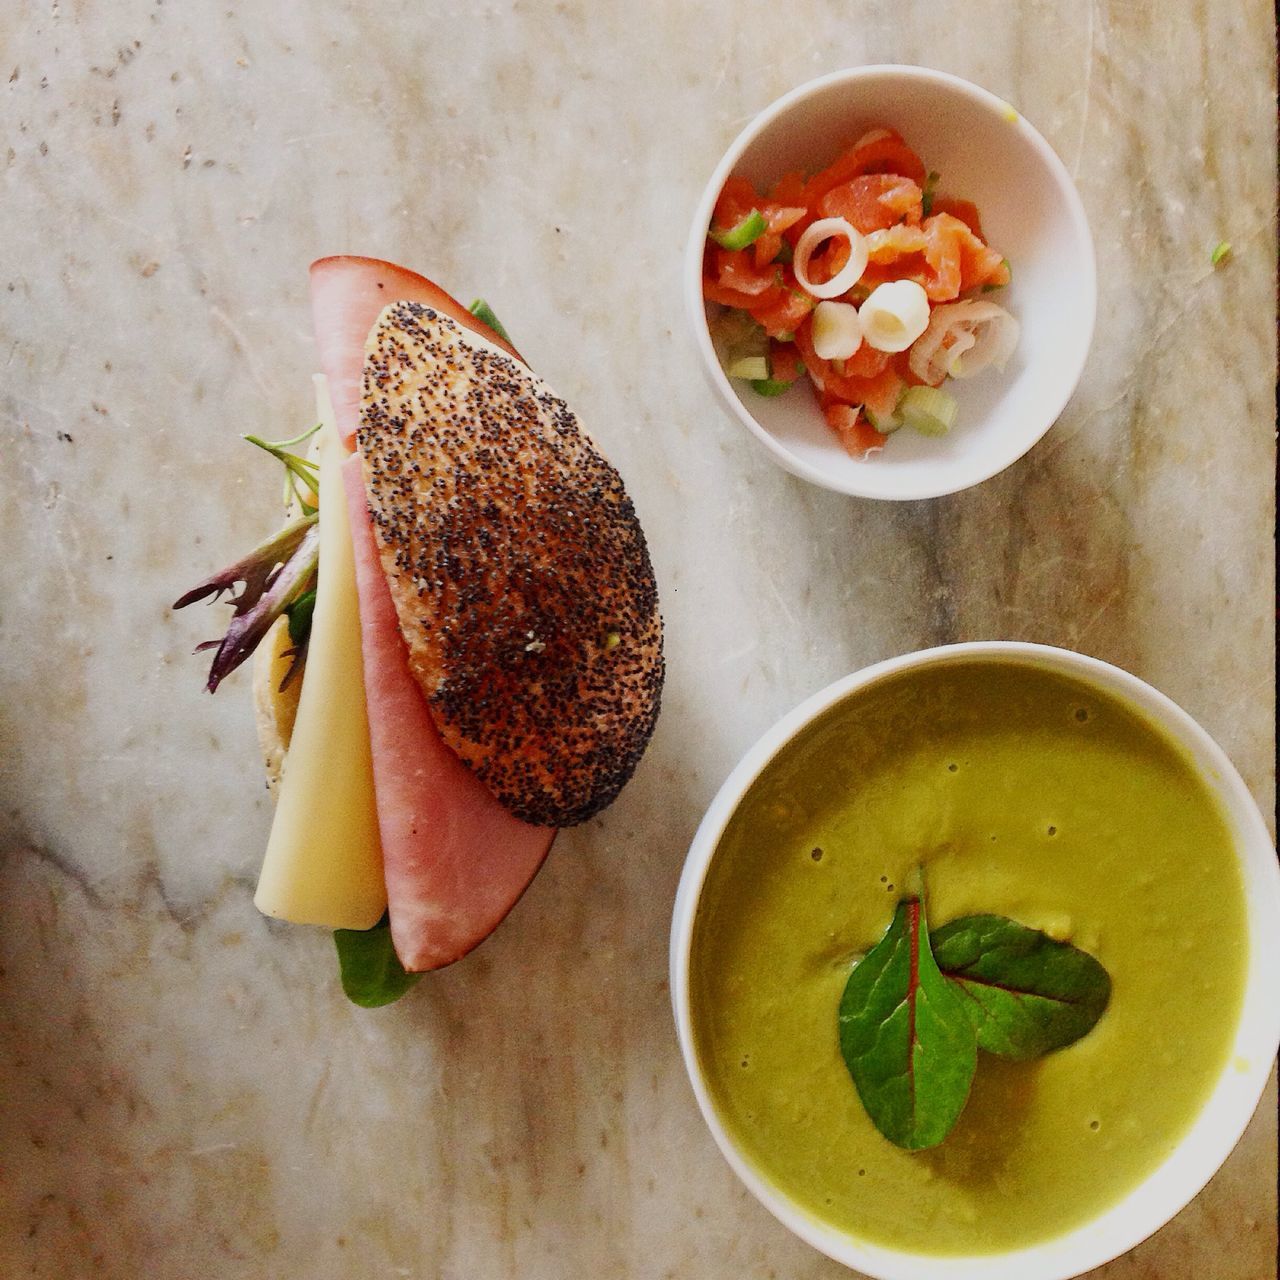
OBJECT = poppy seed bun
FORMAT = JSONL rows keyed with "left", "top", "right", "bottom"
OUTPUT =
{"left": 357, "top": 302, "right": 663, "bottom": 827}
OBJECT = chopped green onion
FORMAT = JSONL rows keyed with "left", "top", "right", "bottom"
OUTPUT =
{"left": 1210, "top": 241, "right": 1232, "bottom": 267}
{"left": 727, "top": 355, "right": 770, "bottom": 381}
{"left": 922, "top": 170, "right": 941, "bottom": 216}
{"left": 467, "top": 298, "right": 513, "bottom": 344}
{"left": 899, "top": 385, "right": 959, "bottom": 437}
{"left": 865, "top": 406, "right": 902, "bottom": 435}
{"left": 710, "top": 209, "right": 768, "bottom": 252}
{"left": 750, "top": 378, "right": 795, "bottom": 397}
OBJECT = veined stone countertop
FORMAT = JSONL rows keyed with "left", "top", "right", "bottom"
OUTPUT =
{"left": 0, "top": 2, "right": 1274, "bottom": 1277}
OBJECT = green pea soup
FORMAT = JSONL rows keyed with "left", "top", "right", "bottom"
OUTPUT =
{"left": 690, "top": 660, "right": 1247, "bottom": 1255}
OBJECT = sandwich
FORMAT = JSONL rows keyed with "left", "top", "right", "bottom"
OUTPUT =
{"left": 174, "top": 256, "right": 663, "bottom": 1004}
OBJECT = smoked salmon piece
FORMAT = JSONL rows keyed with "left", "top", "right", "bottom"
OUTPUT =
{"left": 750, "top": 288, "right": 813, "bottom": 339}
{"left": 794, "top": 316, "right": 892, "bottom": 401}
{"left": 823, "top": 402, "right": 885, "bottom": 458}
{"left": 819, "top": 174, "right": 924, "bottom": 234}
{"left": 712, "top": 174, "right": 759, "bottom": 230}
{"left": 702, "top": 277, "right": 783, "bottom": 310}
{"left": 930, "top": 197, "right": 985, "bottom": 239}
{"left": 866, "top": 224, "right": 929, "bottom": 263}
{"left": 920, "top": 214, "right": 1011, "bottom": 300}
{"left": 804, "top": 129, "right": 928, "bottom": 204}
{"left": 752, "top": 203, "right": 807, "bottom": 268}
{"left": 715, "top": 247, "right": 779, "bottom": 295}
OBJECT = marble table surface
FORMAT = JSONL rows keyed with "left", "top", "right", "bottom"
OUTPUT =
{"left": 1, "top": 1, "right": 1275, "bottom": 1276}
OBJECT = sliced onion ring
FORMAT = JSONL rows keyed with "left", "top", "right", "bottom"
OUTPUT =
{"left": 793, "top": 217, "right": 869, "bottom": 300}
{"left": 953, "top": 306, "right": 1021, "bottom": 378}
{"left": 812, "top": 300, "right": 864, "bottom": 361}
{"left": 909, "top": 300, "right": 1021, "bottom": 385}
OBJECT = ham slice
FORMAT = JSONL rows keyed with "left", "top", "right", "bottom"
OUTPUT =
{"left": 312, "top": 255, "right": 552, "bottom": 970}
{"left": 309, "top": 255, "right": 522, "bottom": 449}
{"left": 341, "top": 457, "right": 553, "bottom": 970}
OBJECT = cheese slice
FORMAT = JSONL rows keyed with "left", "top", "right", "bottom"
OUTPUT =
{"left": 253, "top": 376, "right": 387, "bottom": 929}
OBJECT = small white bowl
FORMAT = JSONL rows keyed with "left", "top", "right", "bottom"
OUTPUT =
{"left": 670, "top": 642, "right": 1280, "bottom": 1280}
{"left": 685, "top": 66, "right": 1097, "bottom": 500}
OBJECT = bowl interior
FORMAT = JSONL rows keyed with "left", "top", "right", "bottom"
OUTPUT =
{"left": 671, "top": 643, "right": 1279, "bottom": 1280}
{"left": 688, "top": 67, "right": 1096, "bottom": 499}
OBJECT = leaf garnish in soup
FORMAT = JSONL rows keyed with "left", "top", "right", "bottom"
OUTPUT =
{"left": 932, "top": 914, "right": 1111, "bottom": 1060}
{"left": 837, "top": 894, "right": 1113, "bottom": 1150}
{"left": 838, "top": 895, "right": 977, "bottom": 1151}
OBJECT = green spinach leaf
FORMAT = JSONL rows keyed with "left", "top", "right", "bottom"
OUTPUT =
{"left": 334, "top": 914, "right": 422, "bottom": 1008}
{"left": 932, "top": 914, "right": 1111, "bottom": 1060}
{"left": 838, "top": 897, "right": 977, "bottom": 1150}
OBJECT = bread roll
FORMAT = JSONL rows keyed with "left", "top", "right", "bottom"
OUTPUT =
{"left": 357, "top": 302, "right": 663, "bottom": 827}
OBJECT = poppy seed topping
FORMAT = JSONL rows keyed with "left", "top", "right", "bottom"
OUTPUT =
{"left": 358, "top": 302, "right": 664, "bottom": 826}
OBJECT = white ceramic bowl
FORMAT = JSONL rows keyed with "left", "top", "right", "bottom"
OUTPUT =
{"left": 685, "top": 67, "right": 1097, "bottom": 500}
{"left": 670, "top": 642, "right": 1280, "bottom": 1280}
